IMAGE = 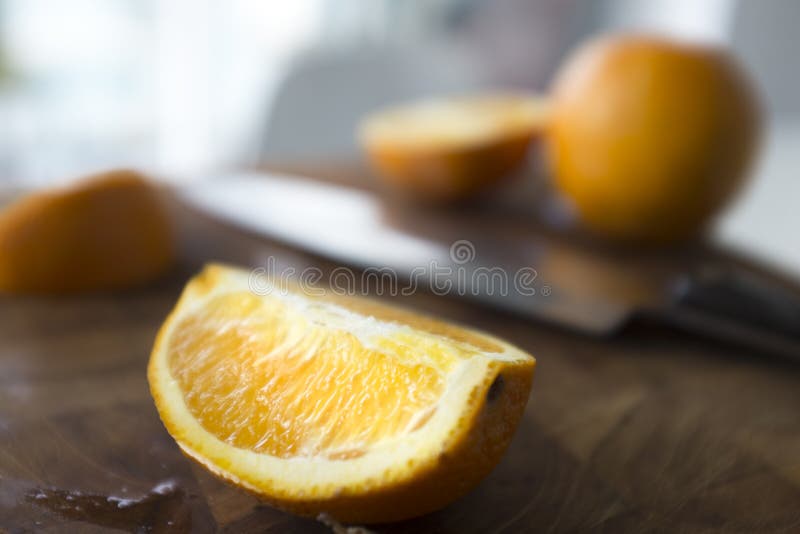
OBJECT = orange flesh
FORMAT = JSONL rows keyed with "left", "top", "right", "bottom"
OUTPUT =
{"left": 167, "top": 292, "right": 491, "bottom": 459}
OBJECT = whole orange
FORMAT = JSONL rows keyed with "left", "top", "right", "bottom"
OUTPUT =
{"left": 548, "top": 35, "right": 761, "bottom": 242}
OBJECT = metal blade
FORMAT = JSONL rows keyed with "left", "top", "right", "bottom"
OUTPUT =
{"left": 179, "top": 172, "right": 645, "bottom": 335}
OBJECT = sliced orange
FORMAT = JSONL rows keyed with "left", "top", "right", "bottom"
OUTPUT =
{"left": 0, "top": 169, "right": 174, "bottom": 293}
{"left": 148, "top": 264, "right": 535, "bottom": 523}
{"left": 359, "top": 94, "right": 549, "bottom": 202}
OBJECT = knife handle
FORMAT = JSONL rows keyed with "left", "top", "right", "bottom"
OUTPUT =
{"left": 659, "top": 265, "right": 800, "bottom": 359}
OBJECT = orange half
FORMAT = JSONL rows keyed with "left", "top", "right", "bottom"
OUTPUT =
{"left": 359, "top": 94, "right": 549, "bottom": 202}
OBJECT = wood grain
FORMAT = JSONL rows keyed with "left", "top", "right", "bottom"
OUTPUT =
{"left": 1, "top": 164, "right": 799, "bottom": 533}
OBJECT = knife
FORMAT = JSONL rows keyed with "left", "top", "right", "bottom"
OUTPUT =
{"left": 179, "top": 171, "right": 800, "bottom": 359}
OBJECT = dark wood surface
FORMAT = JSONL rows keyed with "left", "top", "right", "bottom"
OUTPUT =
{"left": 2, "top": 164, "right": 800, "bottom": 533}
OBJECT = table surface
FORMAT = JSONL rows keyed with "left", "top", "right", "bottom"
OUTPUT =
{"left": 2, "top": 164, "right": 800, "bottom": 533}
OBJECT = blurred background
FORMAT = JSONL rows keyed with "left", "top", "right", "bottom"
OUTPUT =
{"left": 0, "top": 0, "right": 797, "bottom": 268}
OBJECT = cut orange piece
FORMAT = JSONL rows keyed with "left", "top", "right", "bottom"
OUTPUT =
{"left": 359, "top": 94, "right": 549, "bottom": 202}
{"left": 148, "top": 264, "right": 535, "bottom": 523}
{"left": 0, "top": 169, "right": 174, "bottom": 293}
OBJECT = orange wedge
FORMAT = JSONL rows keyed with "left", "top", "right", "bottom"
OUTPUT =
{"left": 148, "top": 264, "right": 535, "bottom": 523}
{"left": 0, "top": 169, "right": 174, "bottom": 293}
{"left": 359, "top": 94, "right": 548, "bottom": 202}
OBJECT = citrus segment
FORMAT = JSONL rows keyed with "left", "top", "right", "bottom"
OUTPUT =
{"left": 149, "top": 264, "right": 535, "bottom": 522}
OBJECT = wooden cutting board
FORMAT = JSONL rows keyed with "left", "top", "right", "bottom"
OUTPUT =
{"left": 2, "top": 164, "right": 800, "bottom": 533}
